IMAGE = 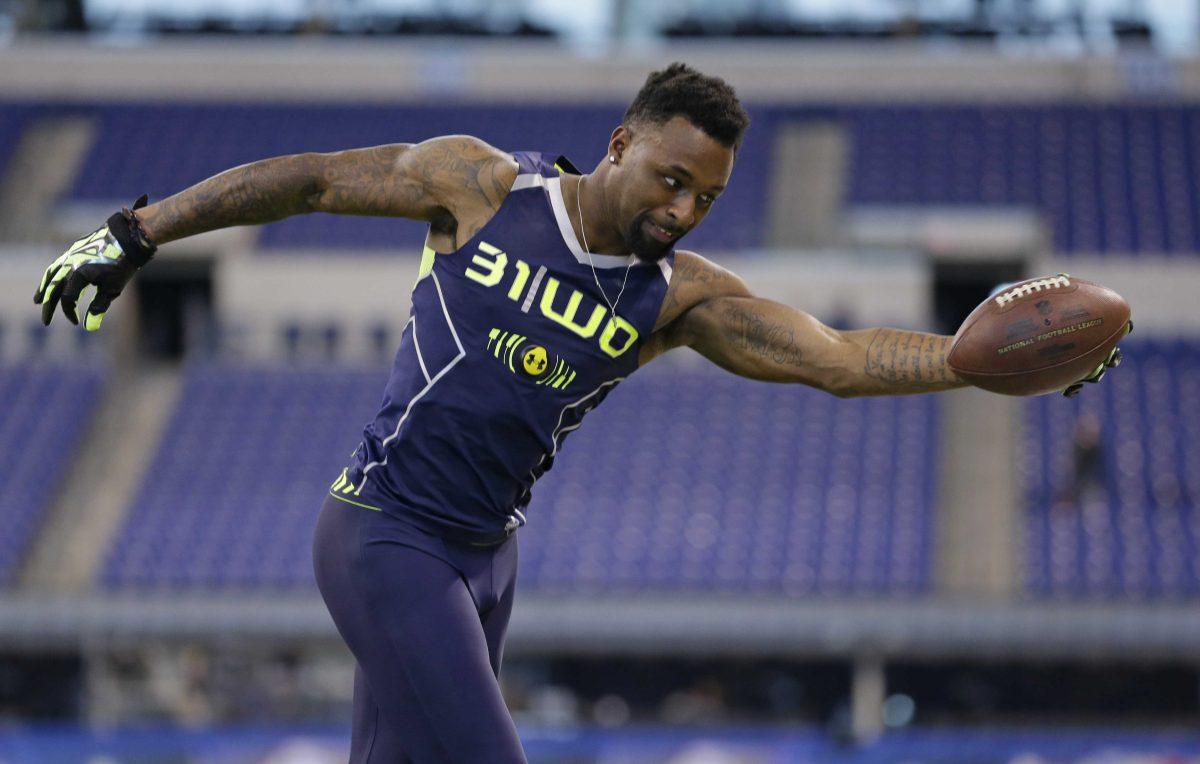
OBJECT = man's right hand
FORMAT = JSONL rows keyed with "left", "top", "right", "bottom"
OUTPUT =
{"left": 34, "top": 196, "right": 157, "bottom": 331}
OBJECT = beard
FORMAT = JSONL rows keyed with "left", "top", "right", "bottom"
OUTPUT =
{"left": 624, "top": 210, "right": 679, "bottom": 262}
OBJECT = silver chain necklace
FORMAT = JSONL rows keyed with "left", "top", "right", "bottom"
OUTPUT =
{"left": 576, "top": 175, "right": 632, "bottom": 317}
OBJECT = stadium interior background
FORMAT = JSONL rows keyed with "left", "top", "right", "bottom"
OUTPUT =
{"left": 1, "top": 0, "right": 1199, "bottom": 761}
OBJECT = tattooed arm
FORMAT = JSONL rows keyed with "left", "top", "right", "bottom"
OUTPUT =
{"left": 136, "top": 135, "right": 518, "bottom": 248}
{"left": 641, "top": 251, "right": 967, "bottom": 397}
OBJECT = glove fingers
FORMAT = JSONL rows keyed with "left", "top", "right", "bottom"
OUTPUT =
{"left": 57, "top": 271, "right": 91, "bottom": 326}
{"left": 39, "top": 264, "right": 72, "bottom": 325}
{"left": 1060, "top": 318, "right": 1131, "bottom": 397}
{"left": 34, "top": 270, "right": 49, "bottom": 305}
{"left": 40, "top": 289, "right": 60, "bottom": 326}
{"left": 84, "top": 287, "right": 119, "bottom": 332}
{"left": 34, "top": 261, "right": 61, "bottom": 304}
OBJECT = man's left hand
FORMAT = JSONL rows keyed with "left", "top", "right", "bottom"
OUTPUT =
{"left": 1062, "top": 320, "right": 1133, "bottom": 398}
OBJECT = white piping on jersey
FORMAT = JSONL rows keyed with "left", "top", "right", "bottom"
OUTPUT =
{"left": 547, "top": 377, "right": 625, "bottom": 460}
{"left": 545, "top": 176, "right": 634, "bottom": 269}
{"left": 521, "top": 265, "right": 547, "bottom": 313}
{"left": 511, "top": 376, "right": 626, "bottom": 528}
{"left": 510, "top": 171, "right": 672, "bottom": 284}
{"left": 510, "top": 173, "right": 544, "bottom": 192}
{"left": 410, "top": 315, "right": 431, "bottom": 384}
{"left": 357, "top": 271, "right": 465, "bottom": 493}
{"left": 657, "top": 259, "right": 673, "bottom": 283}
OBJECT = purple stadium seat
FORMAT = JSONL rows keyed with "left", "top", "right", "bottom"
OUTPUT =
{"left": 45, "top": 99, "right": 1200, "bottom": 255}
{"left": 0, "top": 363, "right": 105, "bottom": 587}
{"left": 101, "top": 361, "right": 939, "bottom": 595}
{"left": 1022, "top": 339, "right": 1200, "bottom": 599}
{"left": 838, "top": 104, "right": 1200, "bottom": 255}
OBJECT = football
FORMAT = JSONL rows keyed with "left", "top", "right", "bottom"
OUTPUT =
{"left": 947, "top": 275, "right": 1131, "bottom": 396}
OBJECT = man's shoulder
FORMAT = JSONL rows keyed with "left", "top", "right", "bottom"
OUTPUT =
{"left": 672, "top": 250, "right": 742, "bottom": 289}
{"left": 412, "top": 135, "right": 518, "bottom": 202}
{"left": 416, "top": 135, "right": 520, "bottom": 247}
{"left": 655, "top": 250, "right": 751, "bottom": 329}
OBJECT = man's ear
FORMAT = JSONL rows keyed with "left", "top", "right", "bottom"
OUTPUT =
{"left": 608, "top": 125, "right": 631, "bottom": 163}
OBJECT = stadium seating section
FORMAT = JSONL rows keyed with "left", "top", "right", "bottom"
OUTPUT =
{"left": 101, "top": 364, "right": 388, "bottom": 589}
{"left": 96, "top": 341, "right": 1200, "bottom": 597}
{"left": 3, "top": 99, "right": 1197, "bottom": 598}
{"left": 0, "top": 100, "right": 1197, "bottom": 254}
{"left": 0, "top": 363, "right": 104, "bottom": 586}
{"left": 841, "top": 105, "right": 1200, "bottom": 253}
{"left": 3, "top": 341, "right": 1189, "bottom": 598}
{"left": 520, "top": 363, "right": 938, "bottom": 595}
{"left": 100, "top": 360, "right": 940, "bottom": 594}
{"left": 1022, "top": 339, "right": 1200, "bottom": 598}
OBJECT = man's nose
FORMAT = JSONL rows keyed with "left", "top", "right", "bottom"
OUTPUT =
{"left": 666, "top": 196, "right": 695, "bottom": 229}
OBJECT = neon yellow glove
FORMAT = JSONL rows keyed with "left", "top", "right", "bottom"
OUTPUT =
{"left": 1062, "top": 320, "right": 1133, "bottom": 398}
{"left": 34, "top": 195, "right": 156, "bottom": 331}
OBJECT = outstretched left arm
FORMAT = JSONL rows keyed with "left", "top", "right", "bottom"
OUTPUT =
{"left": 641, "top": 252, "right": 968, "bottom": 398}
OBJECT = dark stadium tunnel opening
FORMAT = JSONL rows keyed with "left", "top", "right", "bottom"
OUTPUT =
{"left": 133, "top": 259, "right": 216, "bottom": 361}
{"left": 0, "top": 653, "right": 84, "bottom": 719}
{"left": 933, "top": 260, "right": 1028, "bottom": 335}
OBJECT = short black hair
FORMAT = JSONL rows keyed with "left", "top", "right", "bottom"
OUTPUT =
{"left": 623, "top": 62, "right": 750, "bottom": 150}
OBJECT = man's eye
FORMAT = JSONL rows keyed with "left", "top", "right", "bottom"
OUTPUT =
{"left": 663, "top": 176, "right": 680, "bottom": 189}
{"left": 699, "top": 195, "right": 714, "bottom": 207}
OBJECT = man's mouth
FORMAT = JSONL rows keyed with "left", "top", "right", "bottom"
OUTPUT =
{"left": 645, "top": 220, "right": 680, "bottom": 243}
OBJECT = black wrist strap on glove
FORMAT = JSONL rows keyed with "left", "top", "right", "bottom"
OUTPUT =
{"left": 106, "top": 194, "right": 157, "bottom": 268}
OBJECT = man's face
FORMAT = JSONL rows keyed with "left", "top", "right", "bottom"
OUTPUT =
{"left": 610, "top": 116, "right": 736, "bottom": 261}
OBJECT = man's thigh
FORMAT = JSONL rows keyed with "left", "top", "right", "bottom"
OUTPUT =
{"left": 314, "top": 498, "right": 525, "bottom": 763}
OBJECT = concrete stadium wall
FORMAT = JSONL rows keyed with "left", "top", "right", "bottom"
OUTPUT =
{"left": 0, "top": 39, "right": 1198, "bottom": 103}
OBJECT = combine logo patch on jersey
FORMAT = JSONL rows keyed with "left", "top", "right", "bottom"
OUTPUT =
{"left": 522, "top": 345, "right": 549, "bottom": 376}
{"left": 488, "top": 328, "right": 576, "bottom": 389}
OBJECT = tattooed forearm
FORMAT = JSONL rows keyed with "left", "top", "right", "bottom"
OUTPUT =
{"left": 861, "top": 328, "right": 959, "bottom": 389}
{"left": 139, "top": 153, "right": 326, "bottom": 245}
{"left": 722, "top": 304, "right": 805, "bottom": 369}
{"left": 662, "top": 290, "right": 965, "bottom": 396}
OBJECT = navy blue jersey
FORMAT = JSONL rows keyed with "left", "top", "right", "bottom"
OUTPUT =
{"left": 331, "top": 152, "right": 673, "bottom": 540}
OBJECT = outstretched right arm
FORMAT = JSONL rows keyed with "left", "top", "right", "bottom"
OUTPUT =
{"left": 139, "top": 135, "right": 517, "bottom": 245}
{"left": 35, "top": 135, "right": 517, "bottom": 329}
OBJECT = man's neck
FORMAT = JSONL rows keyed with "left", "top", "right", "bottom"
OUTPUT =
{"left": 569, "top": 172, "right": 626, "bottom": 256}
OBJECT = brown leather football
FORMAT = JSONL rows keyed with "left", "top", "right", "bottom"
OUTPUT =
{"left": 948, "top": 275, "right": 1131, "bottom": 396}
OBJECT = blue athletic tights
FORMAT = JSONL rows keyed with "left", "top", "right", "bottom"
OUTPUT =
{"left": 312, "top": 494, "right": 526, "bottom": 763}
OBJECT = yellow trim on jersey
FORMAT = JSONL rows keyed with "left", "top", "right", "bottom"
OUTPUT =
{"left": 331, "top": 468, "right": 349, "bottom": 492}
{"left": 416, "top": 244, "right": 437, "bottom": 283}
{"left": 328, "top": 491, "right": 383, "bottom": 512}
